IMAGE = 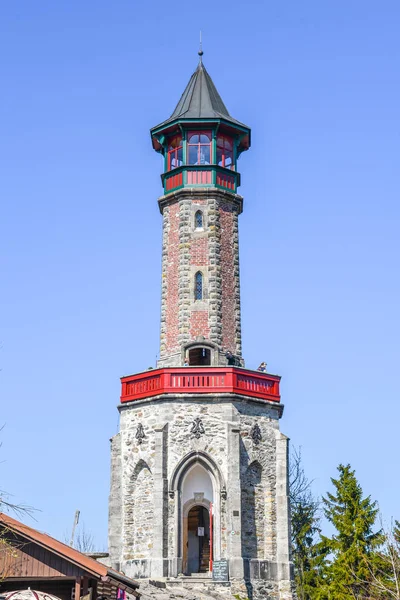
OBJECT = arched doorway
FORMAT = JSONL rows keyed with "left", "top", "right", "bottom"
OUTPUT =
{"left": 170, "top": 451, "right": 225, "bottom": 577}
{"left": 186, "top": 505, "right": 210, "bottom": 574}
{"left": 188, "top": 347, "right": 211, "bottom": 366}
{"left": 181, "top": 463, "right": 214, "bottom": 575}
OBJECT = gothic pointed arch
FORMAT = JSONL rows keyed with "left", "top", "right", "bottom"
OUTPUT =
{"left": 127, "top": 459, "right": 154, "bottom": 560}
{"left": 170, "top": 450, "right": 226, "bottom": 495}
{"left": 170, "top": 451, "right": 225, "bottom": 567}
{"left": 241, "top": 459, "right": 265, "bottom": 559}
{"left": 247, "top": 459, "right": 263, "bottom": 475}
{"left": 131, "top": 458, "right": 152, "bottom": 481}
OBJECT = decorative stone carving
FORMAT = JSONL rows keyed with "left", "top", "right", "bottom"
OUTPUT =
{"left": 135, "top": 423, "right": 145, "bottom": 445}
{"left": 168, "top": 490, "right": 175, "bottom": 499}
{"left": 251, "top": 423, "right": 262, "bottom": 445}
{"left": 221, "top": 488, "right": 227, "bottom": 500}
{"left": 190, "top": 417, "right": 205, "bottom": 439}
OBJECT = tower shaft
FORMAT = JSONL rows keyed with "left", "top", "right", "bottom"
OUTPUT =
{"left": 158, "top": 189, "right": 242, "bottom": 367}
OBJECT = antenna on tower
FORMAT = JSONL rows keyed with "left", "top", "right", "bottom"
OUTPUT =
{"left": 70, "top": 509, "right": 80, "bottom": 547}
{"left": 198, "top": 31, "right": 203, "bottom": 62}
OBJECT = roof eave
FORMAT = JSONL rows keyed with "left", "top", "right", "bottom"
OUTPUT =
{"left": 0, "top": 513, "right": 106, "bottom": 579}
{"left": 150, "top": 117, "right": 251, "bottom": 153}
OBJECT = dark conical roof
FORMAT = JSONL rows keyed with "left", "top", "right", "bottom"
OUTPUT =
{"left": 154, "top": 60, "right": 249, "bottom": 130}
{"left": 171, "top": 61, "right": 230, "bottom": 120}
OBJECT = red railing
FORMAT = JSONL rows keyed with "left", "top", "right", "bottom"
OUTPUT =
{"left": 165, "top": 171, "right": 183, "bottom": 191}
{"left": 120, "top": 367, "right": 280, "bottom": 403}
{"left": 187, "top": 170, "right": 212, "bottom": 185}
{"left": 216, "top": 171, "right": 235, "bottom": 190}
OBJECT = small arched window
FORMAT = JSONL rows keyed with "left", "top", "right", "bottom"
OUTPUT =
{"left": 195, "top": 210, "right": 203, "bottom": 229}
{"left": 195, "top": 272, "right": 203, "bottom": 300}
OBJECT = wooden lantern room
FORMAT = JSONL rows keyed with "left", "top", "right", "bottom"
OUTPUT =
{"left": 150, "top": 52, "right": 251, "bottom": 195}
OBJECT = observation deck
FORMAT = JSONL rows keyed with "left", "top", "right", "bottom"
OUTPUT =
{"left": 120, "top": 367, "right": 280, "bottom": 404}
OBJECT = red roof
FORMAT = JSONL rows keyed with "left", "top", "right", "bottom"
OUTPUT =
{"left": 0, "top": 512, "right": 108, "bottom": 578}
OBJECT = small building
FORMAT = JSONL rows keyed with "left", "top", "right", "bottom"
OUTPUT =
{"left": 0, "top": 513, "right": 139, "bottom": 600}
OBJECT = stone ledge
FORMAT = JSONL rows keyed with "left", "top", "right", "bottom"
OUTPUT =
{"left": 118, "top": 393, "right": 284, "bottom": 417}
{"left": 158, "top": 187, "right": 244, "bottom": 215}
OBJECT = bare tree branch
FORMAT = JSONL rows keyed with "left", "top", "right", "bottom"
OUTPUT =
{"left": 75, "top": 525, "right": 95, "bottom": 553}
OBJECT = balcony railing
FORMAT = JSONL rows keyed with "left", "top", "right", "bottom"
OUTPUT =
{"left": 161, "top": 165, "right": 241, "bottom": 194}
{"left": 120, "top": 367, "right": 280, "bottom": 404}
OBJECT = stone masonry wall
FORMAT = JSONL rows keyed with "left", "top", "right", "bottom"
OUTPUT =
{"left": 108, "top": 433, "right": 122, "bottom": 569}
{"left": 109, "top": 395, "right": 293, "bottom": 592}
{"left": 158, "top": 189, "right": 243, "bottom": 365}
{"left": 119, "top": 413, "right": 156, "bottom": 567}
{"left": 237, "top": 402, "right": 278, "bottom": 562}
{"left": 161, "top": 202, "right": 179, "bottom": 358}
{"left": 219, "top": 202, "right": 241, "bottom": 355}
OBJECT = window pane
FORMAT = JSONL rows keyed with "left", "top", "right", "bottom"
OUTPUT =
{"left": 224, "top": 138, "right": 233, "bottom": 151}
{"left": 195, "top": 272, "right": 203, "bottom": 300}
{"left": 200, "top": 133, "right": 211, "bottom": 142}
{"left": 199, "top": 146, "right": 210, "bottom": 164}
{"left": 195, "top": 211, "right": 203, "bottom": 228}
{"left": 225, "top": 155, "right": 233, "bottom": 168}
{"left": 177, "top": 147, "right": 183, "bottom": 166}
{"left": 188, "top": 146, "right": 198, "bottom": 164}
{"left": 188, "top": 133, "right": 199, "bottom": 143}
{"left": 217, "top": 148, "right": 223, "bottom": 166}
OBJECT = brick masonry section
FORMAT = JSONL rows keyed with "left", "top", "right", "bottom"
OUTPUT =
{"left": 190, "top": 237, "right": 208, "bottom": 266}
{"left": 158, "top": 188, "right": 243, "bottom": 365}
{"left": 220, "top": 202, "right": 241, "bottom": 354}
{"left": 161, "top": 203, "right": 180, "bottom": 356}
{"left": 189, "top": 309, "right": 209, "bottom": 339}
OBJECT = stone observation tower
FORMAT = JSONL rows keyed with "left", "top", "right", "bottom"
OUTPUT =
{"left": 108, "top": 53, "right": 294, "bottom": 599}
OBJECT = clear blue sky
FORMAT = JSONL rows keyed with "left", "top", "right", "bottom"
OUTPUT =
{"left": 1, "top": 1, "right": 399, "bottom": 547}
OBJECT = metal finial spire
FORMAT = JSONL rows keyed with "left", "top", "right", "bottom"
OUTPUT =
{"left": 198, "top": 31, "right": 203, "bottom": 63}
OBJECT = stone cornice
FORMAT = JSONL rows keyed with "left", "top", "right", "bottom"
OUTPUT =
{"left": 118, "top": 393, "right": 284, "bottom": 418}
{"left": 158, "top": 187, "right": 244, "bottom": 214}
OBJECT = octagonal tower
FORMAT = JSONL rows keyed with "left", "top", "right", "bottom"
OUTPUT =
{"left": 150, "top": 53, "right": 251, "bottom": 369}
{"left": 108, "top": 54, "right": 294, "bottom": 600}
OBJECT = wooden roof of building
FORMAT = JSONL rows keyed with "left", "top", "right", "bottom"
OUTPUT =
{"left": 0, "top": 513, "right": 139, "bottom": 595}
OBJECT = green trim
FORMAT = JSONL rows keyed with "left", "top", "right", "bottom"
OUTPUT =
{"left": 160, "top": 164, "right": 237, "bottom": 181}
{"left": 151, "top": 117, "right": 250, "bottom": 138}
{"left": 212, "top": 131, "right": 217, "bottom": 167}
{"left": 182, "top": 136, "right": 187, "bottom": 168}
{"left": 164, "top": 147, "right": 168, "bottom": 172}
{"left": 215, "top": 184, "right": 236, "bottom": 193}
{"left": 164, "top": 181, "right": 185, "bottom": 194}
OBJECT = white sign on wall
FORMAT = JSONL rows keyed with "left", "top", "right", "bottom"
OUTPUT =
{"left": 198, "top": 527, "right": 205, "bottom": 536}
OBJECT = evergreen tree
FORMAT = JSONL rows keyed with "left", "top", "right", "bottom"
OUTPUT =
{"left": 290, "top": 448, "right": 327, "bottom": 599}
{"left": 322, "top": 464, "right": 383, "bottom": 599}
{"left": 292, "top": 500, "right": 325, "bottom": 598}
{"left": 394, "top": 520, "right": 400, "bottom": 546}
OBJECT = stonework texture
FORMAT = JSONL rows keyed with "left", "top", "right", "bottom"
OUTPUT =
{"left": 108, "top": 395, "right": 294, "bottom": 600}
{"left": 158, "top": 189, "right": 243, "bottom": 366}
